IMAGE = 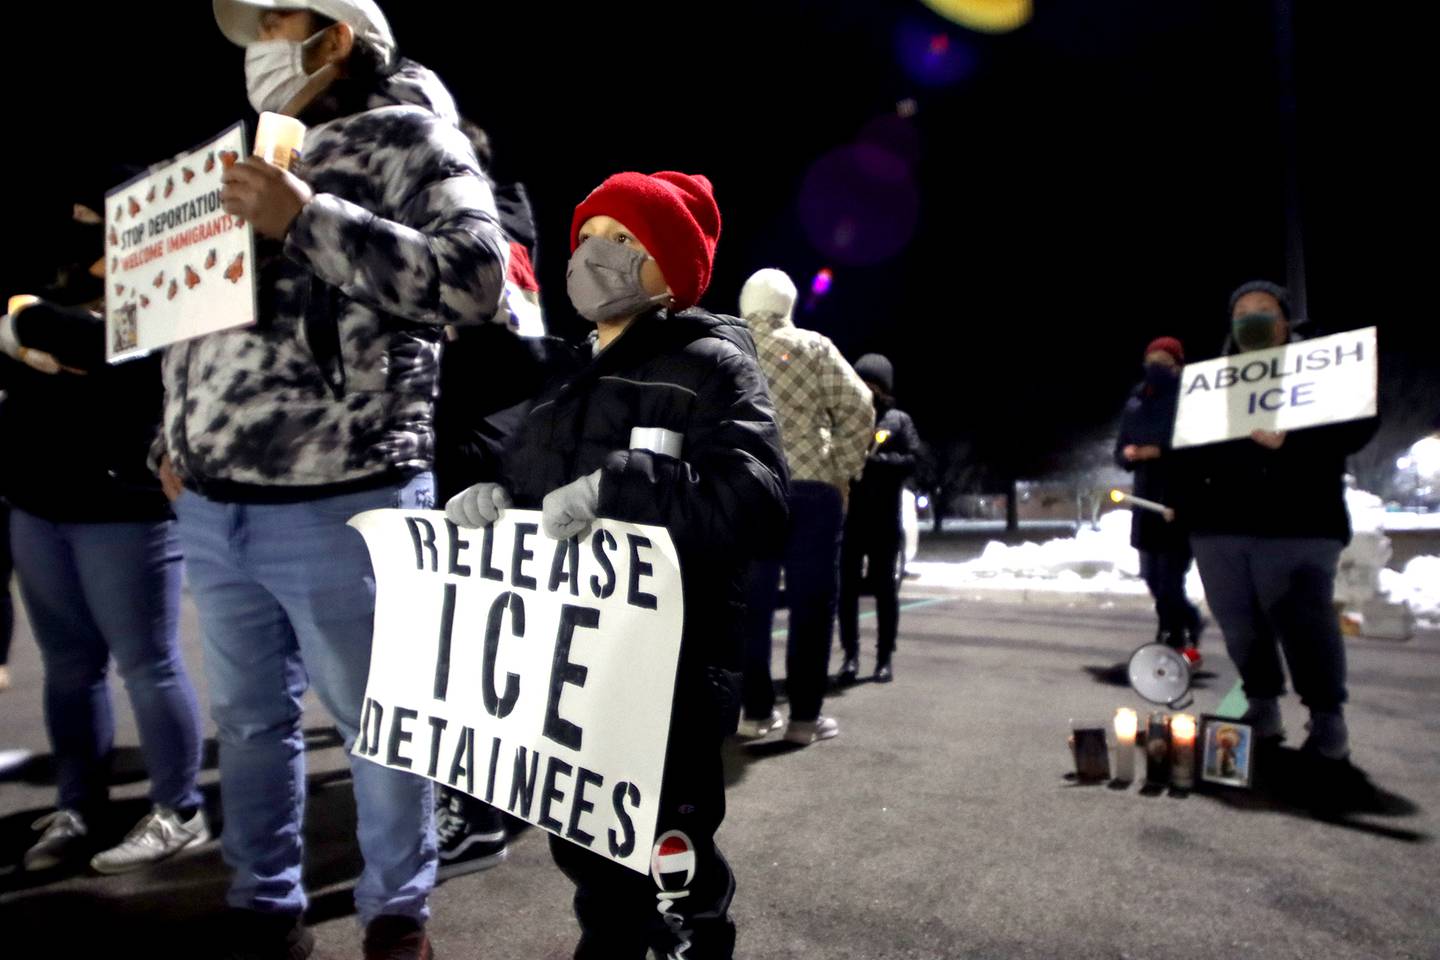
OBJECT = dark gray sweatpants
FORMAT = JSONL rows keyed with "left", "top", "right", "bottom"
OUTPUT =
{"left": 1190, "top": 535, "right": 1347, "bottom": 712}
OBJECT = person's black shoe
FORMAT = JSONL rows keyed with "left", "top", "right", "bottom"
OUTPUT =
{"left": 220, "top": 910, "right": 314, "bottom": 960}
{"left": 1185, "top": 616, "right": 1208, "bottom": 649}
{"left": 874, "top": 662, "right": 894, "bottom": 683}
{"left": 1156, "top": 628, "right": 1184, "bottom": 651}
{"left": 363, "top": 916, "right": 434, "bottom": 960}
{"left": 838, "top": 657, "right": 860, "bottom": 685}
{"left": 435, "top": 788, "right": 508, "bottom": 881}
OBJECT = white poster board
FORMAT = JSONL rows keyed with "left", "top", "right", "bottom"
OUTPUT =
{"left": 105, "top": 122, "right": 257, "bottom": 361}
{"left": 350, "top": 509, "right": 684, "bottom": 875}
{"left": 1172, "top": 327, "right": 1378, "bottom": 449}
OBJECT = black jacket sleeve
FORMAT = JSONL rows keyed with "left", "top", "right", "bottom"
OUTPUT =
{"left": 13, "top": 301, "right": 108, "bottom": 371}
{"left": 596, "top": 346, "right": 789, "bottom": 558}
{"left": 868, "top": 410, "right": 920, "bottom": 478}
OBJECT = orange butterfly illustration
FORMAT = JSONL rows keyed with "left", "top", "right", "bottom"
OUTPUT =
{"left": 205, "top": 249, "right": 218, "bottom": 270}
{"left": 164, "top": 177, "right": 175, "bottom": 199}
{"left": 182, "top": 167, "right": 195, "bottom": 183}
{"left": 204, "top": 152, "right": 216, "bottom": 173}
{"left": 128, "top": 197, "right": 141, "bottom": 217}
{"left": 223, "top": 253, "right": 246, "bottom": 284}
{"left": 146, "top": 185, "right": 156, "bottom": 203}
{"left": 219, "top": 151, "right": 239, "bottom": 170}
{"left": 168, "top": 279, "right": 179, "bottom": 300}
{"left": 153, "top": 272, "right": 165, "bottom": 289}
{"left": 185, "top": 266, "right": 201, "bottom": 290}
{"left": 109, "top": 227, "right": 118, "bottom": 247}
{"left": 140, "top": 295, "right": 150, "bottom": 308}
{"left": 115, "top": 284, "right": 125, "bottom": 296}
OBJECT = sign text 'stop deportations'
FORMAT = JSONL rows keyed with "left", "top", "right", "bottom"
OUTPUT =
{"left": 105, "top": 122, "right": 257, "bottom": 361}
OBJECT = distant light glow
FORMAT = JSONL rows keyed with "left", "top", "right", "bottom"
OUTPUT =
{"left": 917, "top": 0, "right": 1032, "bottom": 34}
{"left": 917, "top": 494, "right": 931, "bottom": 510}
{"left": 811, "top": 268, "right": 834, "bottom": 297}
{"left": 1109, "top": 489, "right": 1126, "bottom": 504}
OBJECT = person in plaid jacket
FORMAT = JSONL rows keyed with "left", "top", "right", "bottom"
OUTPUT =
{"left": 736, "top": 269, "right": 874, "bottom": 744}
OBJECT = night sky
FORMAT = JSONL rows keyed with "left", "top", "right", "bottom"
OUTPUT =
{"left": 3, "top": 1, "right": 1428, "bottom": 486}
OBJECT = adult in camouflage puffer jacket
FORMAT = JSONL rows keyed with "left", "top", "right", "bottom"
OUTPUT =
{"left": 162, "top": 5, "right": 509, "bottom": 958}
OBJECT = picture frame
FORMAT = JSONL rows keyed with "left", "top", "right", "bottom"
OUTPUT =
{"left": 1198, "top": 715, "right": 1254, "bottom": 789}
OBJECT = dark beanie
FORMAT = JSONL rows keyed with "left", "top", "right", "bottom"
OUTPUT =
{"left": 854, "top": 353, "right": 895, "bottom": 394}
{"left": 1228, "top": 280, "right": 1290, "bottom": 319}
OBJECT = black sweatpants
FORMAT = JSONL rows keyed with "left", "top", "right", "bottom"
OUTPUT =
{"left": 1190, "top": 534, "right": 1346, "bottom": 712}
{"left": 1138, "top": 545, "right": 1200, "bottom": 640}
{"left": 839, "top": 516, "right": 901, "bottom": 663}
{"left": 549, "top": 682, "right": 736, "bottom": 959}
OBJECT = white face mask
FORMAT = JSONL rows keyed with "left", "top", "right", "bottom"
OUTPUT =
{"left": 244, "top": 29, "right": 325, "bottom": 114}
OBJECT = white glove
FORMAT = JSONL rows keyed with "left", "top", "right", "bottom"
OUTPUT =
{"left": 446, "top": 482, "right": 512, "bottom": 529}
{"left": 542, "top": 470, "right": 602, "bottom": 541}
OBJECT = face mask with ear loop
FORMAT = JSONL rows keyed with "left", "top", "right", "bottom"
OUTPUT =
{"left": 566, "top": 237, "right": 670, "bottom": 324}
{"left": 245, "top": 27, "right": 329, "bottom": 114}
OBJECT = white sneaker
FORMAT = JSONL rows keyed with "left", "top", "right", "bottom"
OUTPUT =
{"left": 90, "top": 805, "right": 211, "bottom": 874}
{"left": 785, "top": 716, "right": 839, "bottom": 745}
{"left": 0, "top": 665, "right": 12, "bottom": 691}
{"left": 24, "top": 809, "right": 89, "bottom": 871}
{"left": 735, "top": 710, "right": 784, "bottom": 739}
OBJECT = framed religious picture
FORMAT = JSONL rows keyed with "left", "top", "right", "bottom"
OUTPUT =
{"left": 1199, "top": 715, "right": 1254, "bottom": 789}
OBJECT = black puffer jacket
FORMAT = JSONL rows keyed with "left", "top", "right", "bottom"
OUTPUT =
{"left": 1173, "top": 331, "right": 1379, "bottom": 544}
{"left": 1114, "top": 372, "right": 1187, "bottom": 552}
{"left": 500, "top": 308, "right": 789, "bottom": 679}
{"left": 849, "top": 402, "right": 919, "bottom": 534}
{"left": 0, "top": 301, "right": 169, "bottom": 523}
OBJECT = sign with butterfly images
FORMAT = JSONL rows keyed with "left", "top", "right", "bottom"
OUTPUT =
{"left": 104, "top": 122, "right": 257, "bottom": 361}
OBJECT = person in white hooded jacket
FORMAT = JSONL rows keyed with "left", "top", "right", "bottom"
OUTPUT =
{"left": 736, "top": 269, "right": 873, "bottom": 743}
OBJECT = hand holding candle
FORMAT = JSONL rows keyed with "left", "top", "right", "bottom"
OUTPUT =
{"left": 1110, "top": 489, "right": 1176, "bottom": 522}
{"left": 254, "top": 113, "right": 306, "bottom": 172}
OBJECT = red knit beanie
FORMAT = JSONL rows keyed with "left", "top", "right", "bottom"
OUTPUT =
{"left": 1144, "top": 336, "right": 1185, "bottom": 364}
{"left": 570, "top": 172, "right": 722, "bottom": 310}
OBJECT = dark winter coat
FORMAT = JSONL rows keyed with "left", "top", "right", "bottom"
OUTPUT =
{"left": 499, "top": 307, "right": 789, "bottom": 686}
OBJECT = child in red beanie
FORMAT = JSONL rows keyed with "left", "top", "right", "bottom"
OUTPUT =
{"left": 447, "top": 172, "right": 789, "bottom": 959}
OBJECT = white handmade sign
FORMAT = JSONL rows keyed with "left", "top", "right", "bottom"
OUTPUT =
{"left": 350, "top": 509, "right": 684, "bottom": 875}
{"left": 1172, "top": 327, "right": 1377, "bottom": 449}
{"left": 105, "top": 122, "right": 256, "bottom": 361}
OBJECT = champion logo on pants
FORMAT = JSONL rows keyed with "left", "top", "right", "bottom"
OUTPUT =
{"left": 651, "top": 830, "right": 697, "bottom": 892}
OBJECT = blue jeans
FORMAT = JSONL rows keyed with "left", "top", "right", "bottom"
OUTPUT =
{"left": 174, "top": 475, "right": 437, "bottom": 923}
{"left": 8, "top": 509, "right": 201, "bottom": 814}
{"left": 742, "top": 481, "right": 844, "bottom": 723}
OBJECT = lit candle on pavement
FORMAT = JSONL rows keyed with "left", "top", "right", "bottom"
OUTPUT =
{"left": 1113, "top": 708, "right": 1137, "bottom": 782}
{"left": 1171, "top": 713, "right": 1197, "bottom": 789}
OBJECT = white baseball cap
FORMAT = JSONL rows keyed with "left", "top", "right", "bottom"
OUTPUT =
{"left": 214, "top": 0, "right": 395, "bottom": 63}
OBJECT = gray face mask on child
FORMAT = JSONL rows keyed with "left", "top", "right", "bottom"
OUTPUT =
{"left": 566, "top": 238, "right": 669, "bottom": 324}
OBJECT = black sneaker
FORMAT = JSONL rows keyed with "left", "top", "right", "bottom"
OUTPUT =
{"left": 363, "top": 916, "right": 433, "bottom": 960}
{"left": 435, "top": 789, "right": 507, "bottom": 881}
{"left": 838, "top": 656, "right": 860, "bottom": 686}
{"left": 220, "top": 910, "right": 314, "bottom": 960}
{"left": 874, "top": 661, "right": 894, "bottom": 683}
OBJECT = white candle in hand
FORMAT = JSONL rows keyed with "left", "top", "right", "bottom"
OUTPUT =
{"left": 1113, "top": 708, "right": 1137, "bottom": 782}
